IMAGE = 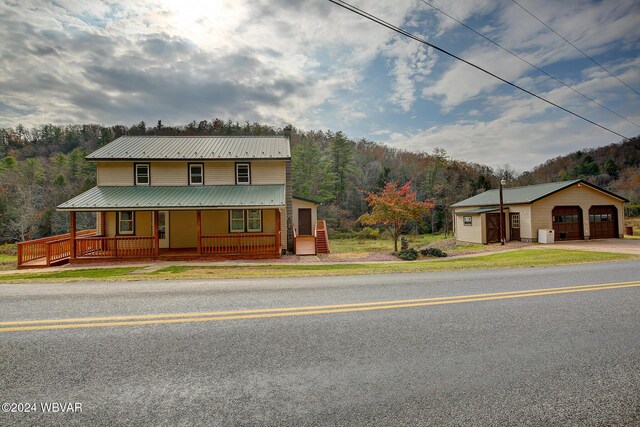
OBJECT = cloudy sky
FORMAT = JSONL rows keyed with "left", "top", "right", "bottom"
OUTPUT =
{"left": 1, "top": 0, "right": 639, "bottom": 171}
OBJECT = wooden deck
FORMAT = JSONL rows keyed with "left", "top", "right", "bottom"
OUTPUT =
{"left": 294, "top": 236, "right": 316, "bottom": 255}
{"left": 16, "top": 257, "right": 70, "bottom": 269}
{"left": 18, "top": 232, "right": 282, "bottom": 269}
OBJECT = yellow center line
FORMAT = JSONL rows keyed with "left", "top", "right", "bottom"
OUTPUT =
{"left": 1, "top": 280, "right": 638, "bottom": 327}
{"left": 1, "top": 280, "right": 639, "bottom": 333}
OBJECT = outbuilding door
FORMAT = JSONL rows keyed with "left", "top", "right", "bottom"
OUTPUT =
{"left": 486, "top": 213, "right": 502, "bottom": 243}
{"left": 510, "top": 213, "right": 520, "bottom": 241}
{"left": 298, "top": 208, "right": 312, "bottom": 236}
{"left": 552, "top": 206, "right": 583, "bottom": 240}
{"left": 589, "top": 206, "right": 618, "bottom": 239}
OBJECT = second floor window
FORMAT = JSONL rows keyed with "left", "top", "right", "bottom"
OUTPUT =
{"left": 189, "top": 163, "right": 204, "bottom": 185}
{"left": 135, "top": 164, "right": 149, "bottom": 185}
{"left": 236, "top": 163, "right": 250, "bottom": 184}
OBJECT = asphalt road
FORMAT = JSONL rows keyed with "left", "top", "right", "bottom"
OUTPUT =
{"left": 1, "top": 261, "right": 639, "bottom": 425}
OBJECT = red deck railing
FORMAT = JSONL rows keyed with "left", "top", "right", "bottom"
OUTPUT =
{"left": 17, "top": 229, "right": 96, "bottom": 267}
{"left": 201, "top": 233, "right": 279, "bottom": 255}
{"left": 75, "top": 236, "right": 156, "bottom": 258}
{"left": 18, "top": 231, "right": 281, "bottom": 267}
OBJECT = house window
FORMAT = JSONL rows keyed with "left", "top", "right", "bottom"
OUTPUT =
{"left": 247, "top": 209, "right": 262, "bottom": 232}
{"left": 118, "top": 211, "right": 134, "bottom": 235}
{"left": 230, "top": 210, "right": 245, "bottom": 232}
{"left": 236, "top": 163, "right": 250, "bottom": 184}
{"left": 189, "top": 163, "right": 204, "bottom": 185}
{"left": 135, "top": 164, "right": 150, "bottom": 185}
{"left": 463, "top": 216, "right": 472, "bottom": 226}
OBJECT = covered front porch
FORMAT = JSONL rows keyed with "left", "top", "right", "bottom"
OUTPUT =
{"left": 71, "top": 207, "right": 283, "bottom": 263}
{"left": 15, "top": 184, "right": 289, "bottom": 268}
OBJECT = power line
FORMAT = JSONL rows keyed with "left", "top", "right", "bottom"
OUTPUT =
{"left": 511, "top": 0, "right": 640, "bottom": 97}
{"left": 420, "top": 0, "right": 640, "bottom": 129}
{"left": 327, "top": 0, "right": 630, "bottom": 140}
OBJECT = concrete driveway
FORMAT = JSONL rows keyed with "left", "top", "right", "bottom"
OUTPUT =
{"left": 536, "top": 238, "right": 640, "bottom": 254}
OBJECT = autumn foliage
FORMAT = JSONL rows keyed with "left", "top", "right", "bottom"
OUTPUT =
{"left": 358, "top": 180, "right": 434, "bottom": 252}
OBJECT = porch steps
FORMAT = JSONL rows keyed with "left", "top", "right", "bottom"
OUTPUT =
{"left": 315, "top": 220, "right": 330, "bottom": 254}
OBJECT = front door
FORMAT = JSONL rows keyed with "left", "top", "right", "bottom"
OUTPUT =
{"left": 298, "top": 208, "right": 312, "bottom": 236}
{"left": 510, "top": 213, "right": 521, "bottom": 241}
{"left": 158, "top": 211, "right": 169, "bottom": 248}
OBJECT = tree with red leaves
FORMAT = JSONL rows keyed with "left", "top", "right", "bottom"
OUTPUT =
{"left": 358, "top": 180, "right": 434, "bottom": 252}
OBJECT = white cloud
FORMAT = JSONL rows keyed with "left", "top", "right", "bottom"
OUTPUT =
{"left": 382, "top": 36, "right": 437, "bottom": 111}
{"left": 0, "top": 0, "right": 638, "bottom": 172}
{"left": 0, "top": 0, "right": 418, "bottom": 127}
{"left": 421, "top": 0, "right": 640, "bottom": 109}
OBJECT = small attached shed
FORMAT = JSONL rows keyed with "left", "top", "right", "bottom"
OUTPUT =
{"left": 292, "top": 196, "right": 318, "bottom": 237}
{"left": 451, "top": 179, "right": 628, "bottom": 244}
{"left": 291, "top": 196, "right": 330, "bottom": 255}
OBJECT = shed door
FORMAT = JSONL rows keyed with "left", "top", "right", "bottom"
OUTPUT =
{"left": 486, "top": 213, "right": 501, "bottom": 243}
{"left": 589, "top": 206, "right": 617, "bottom": 239}
{"left": 552, "top": 206, "right": 583, "bottom": 240}
{"left": 510, "top": 213, "right": 520, "bottom": 241}
{"left": 298, "top": 208, "right": 312, "bottom": 236}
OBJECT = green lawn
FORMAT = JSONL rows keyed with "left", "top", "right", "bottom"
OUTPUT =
{"left": 0, "top": 249, "right": 634, "bottom": 283}
{"left": 330, "top": 233, "right": 449, "bottom": 253}
{"left": 0, "top": 255, "right": 17, "bottom": 272}
{"left": 625, "top": 217, "right": 640, "bottom": 239}
{"left": 0, "top": 267, "right": 138, "bottom": 281}
{"left": 149, "top": 249, "right": 634, "bottom": 278}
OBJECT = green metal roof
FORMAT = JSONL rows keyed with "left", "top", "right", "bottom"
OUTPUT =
{"left": 451, "top": 179, "right": 628, "bottom": 207}
{"left": 293, "top": 195, "right": 321, "bottom": 205}
{"left": 57, "top": 185, "right": 285, "bottom": 211}
{"left": 86, "top": 136, "right": 291, "bottom": 161}
{"left": 455, "top": 207, "right": 500, "bottom": 214}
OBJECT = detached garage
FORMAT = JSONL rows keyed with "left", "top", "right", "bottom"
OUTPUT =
{"left": 452, "top": 179, "right": 628, "bottom": 244}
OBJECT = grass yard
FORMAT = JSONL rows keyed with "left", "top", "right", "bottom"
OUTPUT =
{"left": 0, "top": 254, "right": 17, "bottom": 272}
{"left": 625, "top": 217, "right": 640, "bottom": 239}
{"left": 0, "top": 267, "right": 139, "bottom": 281}
{"left": 330, "top": 233, "right": 449, "bottom": 253}
{"left": 147, "top": 249, "right": 635, "bottom": 279}
{"left": 0, "top": 249, "right": 635, "bottom": 283}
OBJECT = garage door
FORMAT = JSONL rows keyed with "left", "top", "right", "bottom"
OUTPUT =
{"left": 552, "top": 206, "right": 583, "bottom": 240}
{"left": 589, "top": 206, "right": 618, "bottom": 239}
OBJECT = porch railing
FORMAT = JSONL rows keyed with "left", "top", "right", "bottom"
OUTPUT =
{"left": 17, "top": 229, "right": 96, "bottom": 267}
{"left": 75, "top": 236, "right": 155, "bottom": 258}
{"left": 201, "top": 233, "right": 279, "bottom": 255}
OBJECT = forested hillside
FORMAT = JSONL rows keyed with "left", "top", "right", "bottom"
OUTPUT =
{"left": 516, "top": 136, "right": 640, "bottom": 205}
{"left": 1, "top": 120, "right": 636, "bottom": 243}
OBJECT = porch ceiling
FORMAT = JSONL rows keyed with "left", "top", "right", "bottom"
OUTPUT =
{"left": 57, "top": 185, "right": 286, "bottom": 211}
